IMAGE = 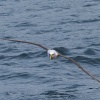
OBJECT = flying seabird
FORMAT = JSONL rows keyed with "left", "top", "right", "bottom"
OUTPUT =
{"left": 1, "top": 38, "right": 100, "bottom": 83}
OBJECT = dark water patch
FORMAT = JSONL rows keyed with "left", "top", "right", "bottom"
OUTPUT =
{"left": 67, "top": 84, "right": 85, "bottom": 89}
{"left": 0, "top": 9, "right": 14, "bottom": 16}
{"left": 25, "top": 8, "right": 33, "bottom": 12}
{"left": 14, "top": 0, "right": 20, "bottom": 2}
{"left": 28, "top": 14, "right": 39, "bottom": 18}
{"left": 0, "top": 54, "right": 20, "bottom": 61}
{"left": 8, "top": 51, "right": 47, "bottom": 60}
{"left": 0, "top": 50, "right": 47, "bottom": 61}
{"left": 70, "top": 14, "right": 79, "bottom": 18}
{"left": 0, "top": 72, "right": 31, "bottom": 80}
{"left": 2, "top": 36, "right": 12, "bottom": 39}
{"left": 74, "top": 46, "right": 85, "bottom": 50}
{"left": 14, "top": 22, "right": 37, "bottom": 28}
{"left": 73, "top": 55, "right": 100, "bottom": 65}
{"left": 29, "top": 51, "right": 47, "bottom": 58}
{"left": 93, "top": 0, "right": 100, "bottom": 2}
{"left": 17, "top": 53, "right": 33, "bottom": 59}
{"left": 35, "top": 64, "right": 50, "bottom": 68}
{"left": 11, "top": 52, "right": 35, "bottom": 60}
{"left": 42, "top": 90, "right": 76, "bottom": 100}
{"left": 2, "top": 62, "right": 16, "bottom": 66}
{"left": 2, "top": 91, "right": 37, "bottom": 100}
{"left": 0, "top": 4, "right": 4, "bottom": 6}
{"left": 0, "top": 0, "right": 7, "bottom": 1}
{"left": 84, "top": 48, "right": 96, "bottom": 55}
{"left": 63, "top": 30, "right": 71, "bottom": 34}
{"left": 69, "top": 18, "right": 100, "bottom": 24}
{"left": 0, "top": 47, "right": 17, "bottom": 53}
{"left": 39, "top": 51, "right": 47, "bottom": 57}
{"left": 58, "top": 21, "right": 67, "bottom": 25}
{"left": 42, "top": 5, "right": 54, "bottom": 10}
{"left": 89, "top": 43, "right": 100, "bottom": 47}
{"left": 65, "top": 90, "right": 78, "bottom": 93}
{"left": 83, "top": 3, "right": 97, "bottom": 7}
{"left": 0, "top": 55, "right": 6, "bottom": 60}
{"left": 0, "top": 13, "right": 10, "bottom": 16}
{"left": 54, "top": 47, "right": 70, "bottom": 55}
{"left": 36, "top": 28, "right": 57, "bottom": 34}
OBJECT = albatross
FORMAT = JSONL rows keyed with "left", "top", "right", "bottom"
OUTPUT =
{"left": 1, "top": 38, "right": 100, "bottom": 83}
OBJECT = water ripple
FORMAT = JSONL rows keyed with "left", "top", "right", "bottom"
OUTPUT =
{"left": 84, "top": 48, "right": 96, "bottom": 55}
{"left": 42, "top": 90, "right": 76, "bottom": 100}
{"left": 54, "top": 47, "right": 70, "bottom": 55}
{"left": 0, "top": 0, "right": 100, "bottom": 100}
{"left": 69, "top": 18, "right": 100, "bottom": 24}
{"left": 73, "top": 55, "right": 100, "bottom": 65}
{"left": 12, "top": 52, "right": 34, "bottom": 59}
{"left": 14, "top": 22, "right": 37, "bottom": 28}
{"left": 0, "top": 72, "right": 31, "bottom": 80}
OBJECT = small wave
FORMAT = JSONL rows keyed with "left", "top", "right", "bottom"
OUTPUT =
{"left": 89, "top": 43, "right": 100, "bottom": 47}
{"left": 83, "top": 3, "right": 97, "bottom": 7}
{"left": 67, "top": 84, "right": 85, "bottom": 89}
{"left": 9, "top": 51, "right": 47, "bottom": 60}
{"left": 11, "top": 52, "right": 35, "bottom": 60}
{"left": 73, "top": 55, "right": 100, "bottom": 65}
{"left": 69, "top": 18, "right": 100, "bottom": 24}
{"left": 2, "top": 62, "right": 16, "bottom": 66}
{"left": 84, "top": 48, "right": 96, "bottom": 55}
{"left": 0, "top": 50, "right": 46, "bottom": 61}
{"left": 0, "top": 55, "right": 6, "bottom": 60}
{"left": 0, "top": 52, "right": 34, "bottom": 61}
{"left": 17, "top": 53, "right": 33, "bottom": 59}
{"left": 14, "top": 22, "right": 37, "bottom": 27}
{"left": 0, "top": 47, "right": 17, "bottom": 53}
{"left": 0, "top": 72, "right": 31, "bottom": 80}
{"left": 0, "top": 12, "right": 10, "bottom": 16}
{"left": 74, "top": 46, "right": 85, "bottom": 50}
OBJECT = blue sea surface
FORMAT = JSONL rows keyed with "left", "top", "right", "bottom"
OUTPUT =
{"left": 0, "top": 0, "right": 100, "bottom": 100}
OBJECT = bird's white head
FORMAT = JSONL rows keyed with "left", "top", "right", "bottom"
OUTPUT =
{"left": 47, "top": 50, "right": 59, "bottom": 59}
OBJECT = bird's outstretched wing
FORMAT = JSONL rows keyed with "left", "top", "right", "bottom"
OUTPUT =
{"left": 58, "top": 53, "right": 100, "bottom": 83}
{"left": 1, "top": 38, "right": 100, "bottom": 83}
{"left": 1, "top": 38, "right": 48, "bottom": 51}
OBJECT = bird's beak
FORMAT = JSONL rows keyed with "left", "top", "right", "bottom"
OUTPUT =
{"left": 50, "top": 54, "right": 53, "bottom": 60}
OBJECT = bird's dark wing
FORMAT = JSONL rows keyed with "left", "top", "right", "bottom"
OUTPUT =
{"left": 1, "top": 38, "right": 100, "bottom": 83}
{"left": 1, "top": 38, "right": 48, "bottom": 51}
{"left": 58, "top": 53, "right": 100, "bottom": 83}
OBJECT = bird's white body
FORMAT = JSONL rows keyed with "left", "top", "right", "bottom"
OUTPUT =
{"left": 47, "top": 50, "right": 59, "bottom": 59}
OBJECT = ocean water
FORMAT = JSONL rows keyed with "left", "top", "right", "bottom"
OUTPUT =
{"left": 0, "top": 0, "right": 100, "bottom": 100}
